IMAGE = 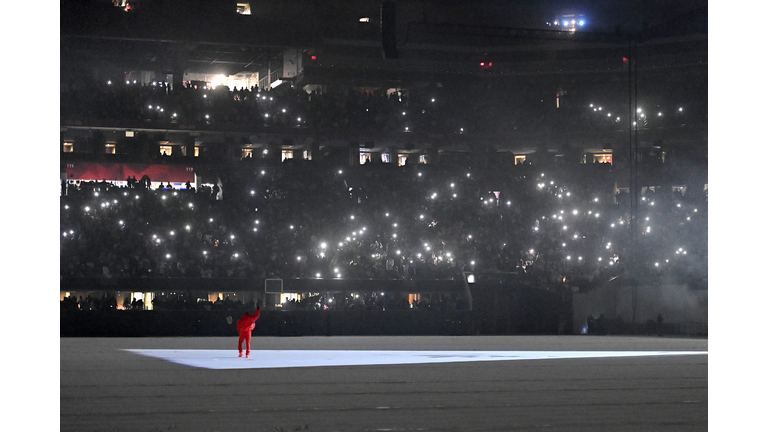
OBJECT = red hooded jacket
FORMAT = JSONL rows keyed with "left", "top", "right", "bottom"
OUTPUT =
{"left": 237, "top": 307, "right": 260, "bottom": 333}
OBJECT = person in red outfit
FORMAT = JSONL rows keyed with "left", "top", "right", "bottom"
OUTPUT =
{"left": 237, "top": 302, "right": 261, "bottom": 358}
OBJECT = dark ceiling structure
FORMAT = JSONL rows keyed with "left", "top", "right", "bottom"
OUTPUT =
{"left": 60, "top": 1, "right": 707, "bottom": 81}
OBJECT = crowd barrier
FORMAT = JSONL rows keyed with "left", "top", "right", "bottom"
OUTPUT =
{"left": 59, "top": 308, "right": 704, "bottom": 337}
{"left": 61, "top": 309, "right": 476, "bottom": 337}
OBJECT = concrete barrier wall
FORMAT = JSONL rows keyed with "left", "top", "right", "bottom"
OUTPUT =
{"left": 573, "top": 282, "right": 707, "bottom": 335}
{"left": 60, "top": 310, "right": 474, "bottom": 337}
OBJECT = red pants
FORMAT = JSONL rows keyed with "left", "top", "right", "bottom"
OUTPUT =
{"left": 238, "top": 331, "right": 252, "bottom": 354}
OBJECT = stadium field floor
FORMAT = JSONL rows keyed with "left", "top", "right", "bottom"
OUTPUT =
{"left": 61, "top": 335, "right": 708, "bottom": 432}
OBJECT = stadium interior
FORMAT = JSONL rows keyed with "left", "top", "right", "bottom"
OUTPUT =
{"left": 60, "top": 0, "right": 708, "bottom": 337}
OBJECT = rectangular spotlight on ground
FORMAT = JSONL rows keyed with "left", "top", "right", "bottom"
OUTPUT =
{"left": 125, "top": 349, "right": 708, "bottom": 370}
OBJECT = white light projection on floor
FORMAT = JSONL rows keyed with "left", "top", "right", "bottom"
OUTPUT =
{"left": 124, "top": 349, "right": 708, "bottom": 370}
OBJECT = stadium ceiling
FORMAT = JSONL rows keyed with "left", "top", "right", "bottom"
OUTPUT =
{"left": 60, "top": 1, "right": 317, "bottom": 76}
{"left": 60, "top": 0, "right": 707, "bottom": 78}
{"left": 60, "top": 36, "right": 286, "bottom": 76}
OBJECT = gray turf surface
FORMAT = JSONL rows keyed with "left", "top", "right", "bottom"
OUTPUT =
{"left": 60, "top": 335, "right": 708, "bottom": 432}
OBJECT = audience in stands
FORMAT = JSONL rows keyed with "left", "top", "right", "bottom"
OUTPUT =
{"left": 61, "top": 76, "right": 704, "bottom": 137}
{"left": 60, "top": 77, "right": 707, "bottom": 312}
{"left": 60, "top": 162, "right": 707, "bottom": 300}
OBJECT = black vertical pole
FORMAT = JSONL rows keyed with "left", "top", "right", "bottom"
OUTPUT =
{"left": 627, "top": 39, "right": 638, "bottom": 324}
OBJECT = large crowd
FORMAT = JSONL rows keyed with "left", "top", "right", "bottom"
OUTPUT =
{"left": 60, "top": 66, "right": 707, "bottom": 313}
{"left": 60, "top": 71, "right": 705, "bottom": 138}
{"left": 60, "top": 159, "right": 708, "bottom": 298}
